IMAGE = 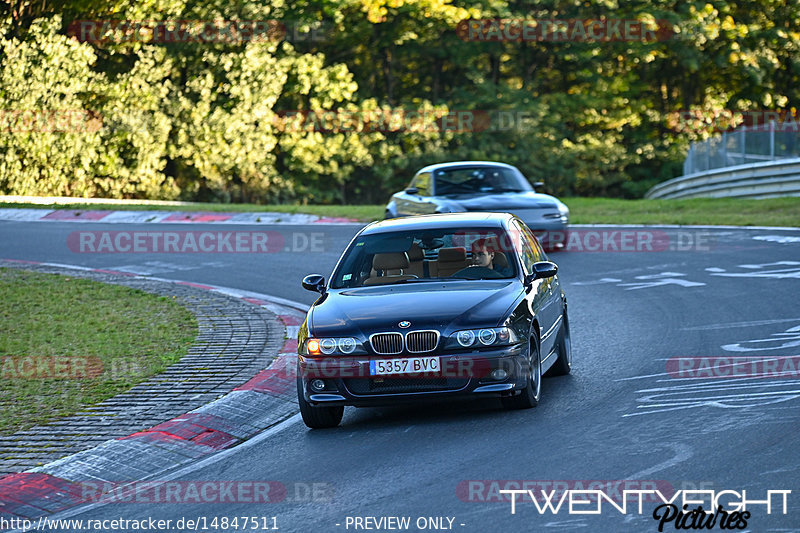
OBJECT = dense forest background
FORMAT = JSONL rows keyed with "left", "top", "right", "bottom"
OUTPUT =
{"left": 1, "top": 0, "right": 798, "bottom": 203}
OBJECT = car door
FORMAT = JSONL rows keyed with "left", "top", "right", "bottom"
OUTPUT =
{"left": 395, "top": 171, "right": 438, "bottom": 216}
{"left": 514, "top": 221, "right": 560, "bottom": 360}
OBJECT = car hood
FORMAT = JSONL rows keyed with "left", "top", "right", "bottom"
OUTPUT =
{"left": 309, "top": 281, "right": 523, "bottom": 337}
{"left": 441, "top": 192, "right": 562, "bottom": 210}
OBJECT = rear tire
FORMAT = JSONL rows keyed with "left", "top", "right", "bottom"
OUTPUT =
{"left": 502, "top": 334, "right": 541, "bottom": 409}
{"left": 297, "top": 376, "right": 344, "bottom": 428}
{"left": 546, "top": 311, "right": 572, "bottom": 377}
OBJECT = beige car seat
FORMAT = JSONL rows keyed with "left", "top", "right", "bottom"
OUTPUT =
{"left": 436, "top": 247, "right": 469, "bottom": 277}
{"left": 363, "top": 252, "right": 418, "bottom": 285}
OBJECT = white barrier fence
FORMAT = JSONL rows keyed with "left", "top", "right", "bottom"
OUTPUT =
{"left": 646, "top": 158, "right": 800, "bottom": 199}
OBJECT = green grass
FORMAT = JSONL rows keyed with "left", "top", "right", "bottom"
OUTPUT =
{"left": 1, "top": 196, "right": 798, "bottom": 226}
{"left": 0, "top": 269, "right": 197, "bottom": 436}
{"left": 563, "top": 197, "right": 800, "bottom": 227}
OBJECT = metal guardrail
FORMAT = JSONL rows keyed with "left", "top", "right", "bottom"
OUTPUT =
{"left": 645, "top": 158, "right": 800, "bottom": 199}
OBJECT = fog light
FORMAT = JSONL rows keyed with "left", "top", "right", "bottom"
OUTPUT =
{"left": 490, "top": 369, "right": 508, "bottom": 380}
{"left": 310, "top": 379, "right": 326, "bottom": 391}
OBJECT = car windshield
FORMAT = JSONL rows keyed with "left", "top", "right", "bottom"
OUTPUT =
{"left": 330, "top": 227, "right": 519, "bottom": 289}
{"left": 433, "top": 167, "right": 531, "bottom": 196}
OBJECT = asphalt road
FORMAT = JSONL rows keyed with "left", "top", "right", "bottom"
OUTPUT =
{"left": 1, "top": 221, "right": 799, "bottom": 532}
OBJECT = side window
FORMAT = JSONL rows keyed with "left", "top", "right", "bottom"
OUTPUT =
{"left": 512, "top": 221, "right": 536, "bottom": 274}
{"left": 521, "top": 225, "right": 546, "bottom": 261}
{"left": 411, "top": 172, "right": 431, "bottom": 196}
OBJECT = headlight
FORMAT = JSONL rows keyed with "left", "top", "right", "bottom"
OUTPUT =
{"left": 478, "top": 329, "right": 497, "bottom": 345}
{"left": 543, "top": 212, "right": 569, "bottom": 222}
{"left": 450, "top": 327, "right": 518, "bottom": 349}
{"left": 305, "top": 337, "right": 363, "bottom": 355}
{"left": 337, "top": 337, "right": 357, "bottom": 354}
{"left": 319, "top": 338, "right": 337, "bottom": 354}
{"left": 457, "top": 330, "right": 476, "bottom": 347}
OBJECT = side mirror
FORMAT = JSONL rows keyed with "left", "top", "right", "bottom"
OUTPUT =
{"left": 532, "top": 261, "right": 558, "bottom": 279}
{"left": 302, "top": 274, "right": 326, "bottom": 294}
{"left": 533, "top": 181, "right": 544, "bottom": 189}
{"left": 524, "top": 262, "right": 558, "bottom": 287}
{"left": 405, "top": 187, "right": 419, "bottom": 195}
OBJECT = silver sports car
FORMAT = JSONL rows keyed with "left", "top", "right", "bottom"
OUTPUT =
{"left": 385, "top": 161, "right": 569, "bottom": 249}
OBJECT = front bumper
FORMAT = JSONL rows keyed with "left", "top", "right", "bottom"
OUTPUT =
{"left": 298, "top": 344, "right": 528, "bottom": 407}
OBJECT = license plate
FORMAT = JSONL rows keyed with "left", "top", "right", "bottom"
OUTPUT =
{"left": 369, "top": 357, "right": 441, "bottom": 376}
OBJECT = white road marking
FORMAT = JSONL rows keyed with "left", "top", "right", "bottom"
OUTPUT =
{"left": 740, "top": 261, "right": 800, "bottom": 269}
{"left": 753, "top": 235, "right": 800, "bottom": 244}
{"left": 708, "top": 262, "right": 800, "bottom": 279}
{"left": 682, "top": 318, "right": 800, "bottom": 331}
{"left": 108, "top": 261, "right": 228, "bottom": 275}
{"left": 618, "top": 272, "right": 705, "bottom": 290}
{"left": 624, "top": 379, "right": 800, "bottom": 417}
{"left": 570, "top": 277, "right": 622, "bottom": 286}
{"left": 543, "top": 519, "right": 589, "bottom": 528}
{"left": 625, "top": 442, "right": 693, "bottom": 479}
{"left": 39, "top": 262, "right": 95, "bottom": 271}
{"left": 722, "top": 325, "right": 800, "bottom": 352}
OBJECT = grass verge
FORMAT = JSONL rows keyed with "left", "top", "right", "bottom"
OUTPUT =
{"left": 564, "top": 197, "right": 800, "bottom": 227}
{"left": 0, "top": 269, "right": 197, "bottom": 436}
{"left": 1, "top": 197, "right": 798, "bottom": 226}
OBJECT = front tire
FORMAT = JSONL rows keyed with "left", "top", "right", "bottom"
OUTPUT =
{"left": 297, "top": 377, "right": 344, "bottom": 428}
{"left": 546, "top": 311, "right": 572, "bottom": 377}
{"left": 502, "top": 334, "right": 541, "bottom": 409}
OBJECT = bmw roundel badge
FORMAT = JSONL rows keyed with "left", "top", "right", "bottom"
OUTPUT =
{"left": 399, "top": 320, "right": 411, "bottom": 328}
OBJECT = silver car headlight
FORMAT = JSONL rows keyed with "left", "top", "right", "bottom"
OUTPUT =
{"left": 304, "top": 337, "right": 364, "bottom": 355}
{"left": 451, "top": 327, "right": 518, "bottom": 348}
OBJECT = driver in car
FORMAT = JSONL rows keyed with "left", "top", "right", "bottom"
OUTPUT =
{"left": 470, "top": 238, "right": 512, "bottom": 276}
{"left": 471, "top": 238, "right": 495, "bottom": 269}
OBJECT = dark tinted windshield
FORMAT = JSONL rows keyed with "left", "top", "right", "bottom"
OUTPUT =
{"left": 331, "top": 227, "right": 519, "bottom": 288}
{"left": 433, "top": 166, "right": 532, "bottom": 195}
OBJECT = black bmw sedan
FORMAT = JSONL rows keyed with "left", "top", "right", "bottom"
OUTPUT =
{"left": 297, "top": 212, "right": 571, "bottom": 428}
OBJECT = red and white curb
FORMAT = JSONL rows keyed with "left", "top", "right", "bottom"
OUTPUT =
{"left": 0, "top": 260, "right": 308, "bottom": 525}
{"left": 0, "top": 208, "right": 360, "bottom": 225}
{"left": 3, "top": 208, "right": 800, "bottom": 232}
